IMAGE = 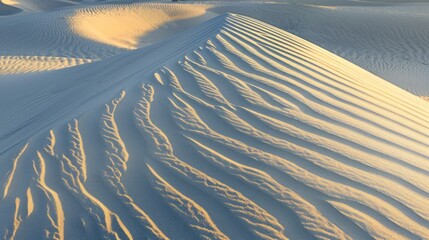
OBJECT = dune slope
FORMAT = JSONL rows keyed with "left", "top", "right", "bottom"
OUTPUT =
{"left": 1, "top": 13, "right": 429, "bottom": 240}
{"left": 69, "top": 3, "right": 213, "bottom": 49}
{"left": 209, "top": 2, "right": 429, "bottom": 96}
{"left": 0, "top": 0, "right": 22, "bottom": 15}
{"left": 0, "top": 3, "right": 214, "bottom": 69}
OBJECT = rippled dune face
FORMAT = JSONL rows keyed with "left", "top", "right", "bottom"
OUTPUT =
{"left": 1, "top": 1, "right": 429, "bottom": 240}
{"left": 2, "top": 12, "right": 429, "bottom": 239}
{"left": 69, "top": 4, "right": 210, "bottom": 49}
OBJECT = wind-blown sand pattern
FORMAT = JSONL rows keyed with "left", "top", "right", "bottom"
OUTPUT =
{"left": 1, "top": 2, "right": 429, "bottom": 239}
{"left": 0, "top": 56, "right": 93, "bottom": 75}
{"left": 208, "top": 2, "right": 429, "bottom": 96}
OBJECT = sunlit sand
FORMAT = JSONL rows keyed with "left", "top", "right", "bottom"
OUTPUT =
{"left": 70, "top": 4, "right": 212, "bottom": 49}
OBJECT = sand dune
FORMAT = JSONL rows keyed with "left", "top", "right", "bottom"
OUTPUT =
{"left": 0, "top": 3, "right": 214, "bottom": 62}
{"left": 207, "top": 2, "right": 429, "bottom": 96}
{"left": 70, "top": 3, "right": 214, "bottom": 49}
{"left": 1, "top": 12, "right": 429, "bottom": 239}
{"left": 0, "top": 0, "right": 22, "bottom": 15}
{"left": 1, "top": 1, "right": 428, "bottom": 97}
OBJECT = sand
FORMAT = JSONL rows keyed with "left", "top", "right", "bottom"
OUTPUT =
{"left": 1, "top": 1, "right": 428, "bottom": 239}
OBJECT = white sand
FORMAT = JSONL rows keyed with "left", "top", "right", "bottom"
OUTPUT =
{"left": 1, "top": 1, "right": 429, "bottom": 239}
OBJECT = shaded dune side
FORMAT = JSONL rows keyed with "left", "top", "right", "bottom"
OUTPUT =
{"left": 0, "top": 1, "right": 22, "bottom": 15}
{"left": 1, "top": 14, "right": 429, "bottom": 239}
{"left": 1, "top": 0, "right": 76, "bottom": 12}
{"left": 0, "top": 10, "right": 122, "bottom": 60}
